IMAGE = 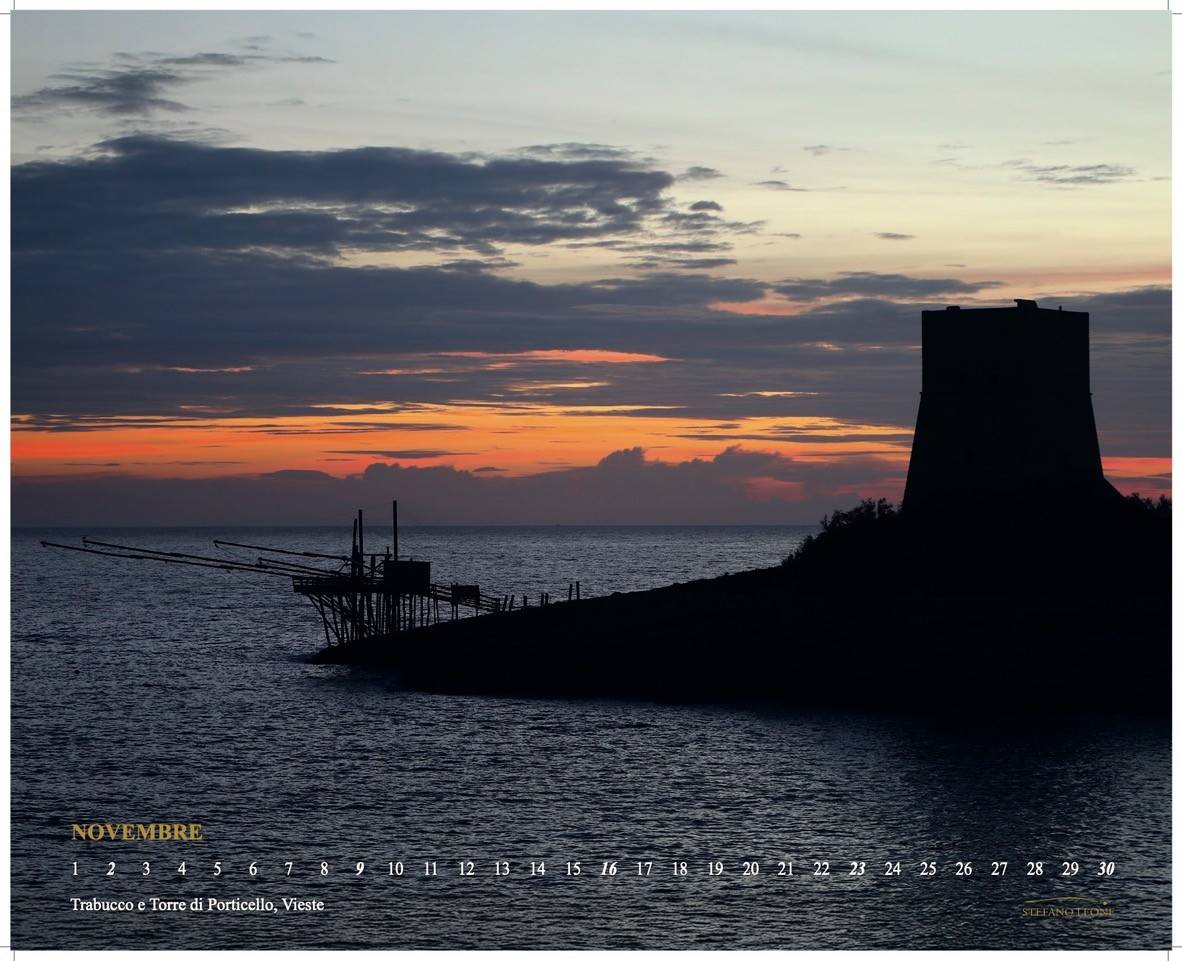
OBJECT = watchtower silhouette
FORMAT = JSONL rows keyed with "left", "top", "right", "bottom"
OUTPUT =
{"left": 903, "top": 299, "right": 1120, "bottom": 514}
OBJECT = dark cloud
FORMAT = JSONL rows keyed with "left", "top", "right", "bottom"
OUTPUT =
{"left": 753, "top": 180, "right": 808, "bottom": 191}
{"left": 251, "top": 421, "right": 469, "bottom": 435}
{"left": 803, "top": 144, "right": 851, "bottom": 156}
{"left": 672, "top": 432, "right": 911, "bottom": 445}
{"left": 679, "top": 166, "right": 723, "bottom": 181}
{"left": 259, "top": 469, "right": 335, "bottom": 482}
{"left": 519, "top": 143, "right": 636, "bottom": 161}
{"left": 689, "top": 200, "right": 723, "bottom": 212}
{"left": 14, "top": 134, "right": 682, "bottom": 257}
{"left": 621, "top": 240, "right": 732, "bottom": 255}
{"left": 774, "top": 271, "right": 1003, "bottom": 302}
{"left": 873, "top": 232, "right": 914, "bottom": 240}
{"left": 14, "top": 67, "right": 192, "bottom": 116}
{"left": 14, "top": 47, "right": 333, "bottom": 118}
{"left": 1074, "top": 285, "right": 1171, "bottom": 334}
{"left": 436, "top": 257, "right": 521, "bottom": 273}
{"left": 14, "top": 412, "right": 474, "bottom": 434}
{"left": 1005, "top": 160, "right": 1137, "bottom": 186}
{"left": 13, "top": 136, "right": 761, "bottom": 275}
{"left": 630, "top": 257, "right": 737, "bottom": 271}
{"left": 658, "top": 209, "right": 761, "bottom": 237}
{"left": 150, "top": 51, "right": 333, "bottom": 67}
{"left": 323, "top": 449, "right": 462, "bottom": 459}
{"left": 12, "top": 255, "right": 767, "bottom": 382}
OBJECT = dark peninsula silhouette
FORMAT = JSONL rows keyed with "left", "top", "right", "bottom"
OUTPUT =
{"left": 316, "top": 299, "right": 1168, "bottom": 713}
{"left": 43, "top": 299, "right": 1168, "bottom": 712}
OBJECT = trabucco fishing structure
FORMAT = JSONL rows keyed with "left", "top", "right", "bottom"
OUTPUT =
{"left": 42, "top": 501, "right": 582, "bottom": 650}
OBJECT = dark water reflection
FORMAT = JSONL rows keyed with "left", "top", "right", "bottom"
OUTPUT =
{"left": 11, "top": 528, "right": 1169, "bottom": 948}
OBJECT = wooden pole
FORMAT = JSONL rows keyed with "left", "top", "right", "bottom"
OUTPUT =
{"left": 393, "top": 499, "right": 399, "bottom": 562}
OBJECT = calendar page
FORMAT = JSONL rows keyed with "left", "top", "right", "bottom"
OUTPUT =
{"left": 7, "top": 4, "right": 1172, "bottom": 954}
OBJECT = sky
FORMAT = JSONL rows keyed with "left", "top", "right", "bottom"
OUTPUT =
{"left": 9, "top": 10, "right": 1172, "bottom": 525}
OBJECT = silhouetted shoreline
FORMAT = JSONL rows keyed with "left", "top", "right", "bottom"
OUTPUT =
{"left": 314, "top": 496, "right": 1170, "bottom": 715}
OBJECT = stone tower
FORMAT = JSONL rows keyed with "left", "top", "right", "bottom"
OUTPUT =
{"left": 902, "top": 299, "right": 1120, "bottom": 514}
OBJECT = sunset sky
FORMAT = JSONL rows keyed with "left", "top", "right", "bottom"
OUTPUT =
{"left": 10, "top": 10, "right": 1171, "bottom": 524}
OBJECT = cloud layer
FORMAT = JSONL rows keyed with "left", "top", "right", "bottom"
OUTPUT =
{"left": 13, "top": 447, "right": 908, "bottom": 526}
{"left": 12, "top": 130, "right": 1170, "bottom": 465}
{"left": 10, "top": 84, "right": 1171, "bottom": 525}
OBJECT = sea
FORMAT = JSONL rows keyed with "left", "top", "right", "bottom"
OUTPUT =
{"left": 10, "top": 526, "right": 1171, "bottom": 949}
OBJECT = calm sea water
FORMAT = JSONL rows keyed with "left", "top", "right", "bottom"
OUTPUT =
{"left": 11, "top": 526, "right": 1170, "bottom": 949}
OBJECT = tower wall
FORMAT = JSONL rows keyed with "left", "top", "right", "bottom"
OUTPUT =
{"left": 902, "top": 300, "right": 1118, "bottom": 513}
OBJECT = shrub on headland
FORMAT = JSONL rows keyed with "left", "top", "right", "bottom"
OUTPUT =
{"left": 782, "top": 492, "right": 1170, "bottom": 592}
{"left": 782, "top": 497, "right": 902, "bottom": 572}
